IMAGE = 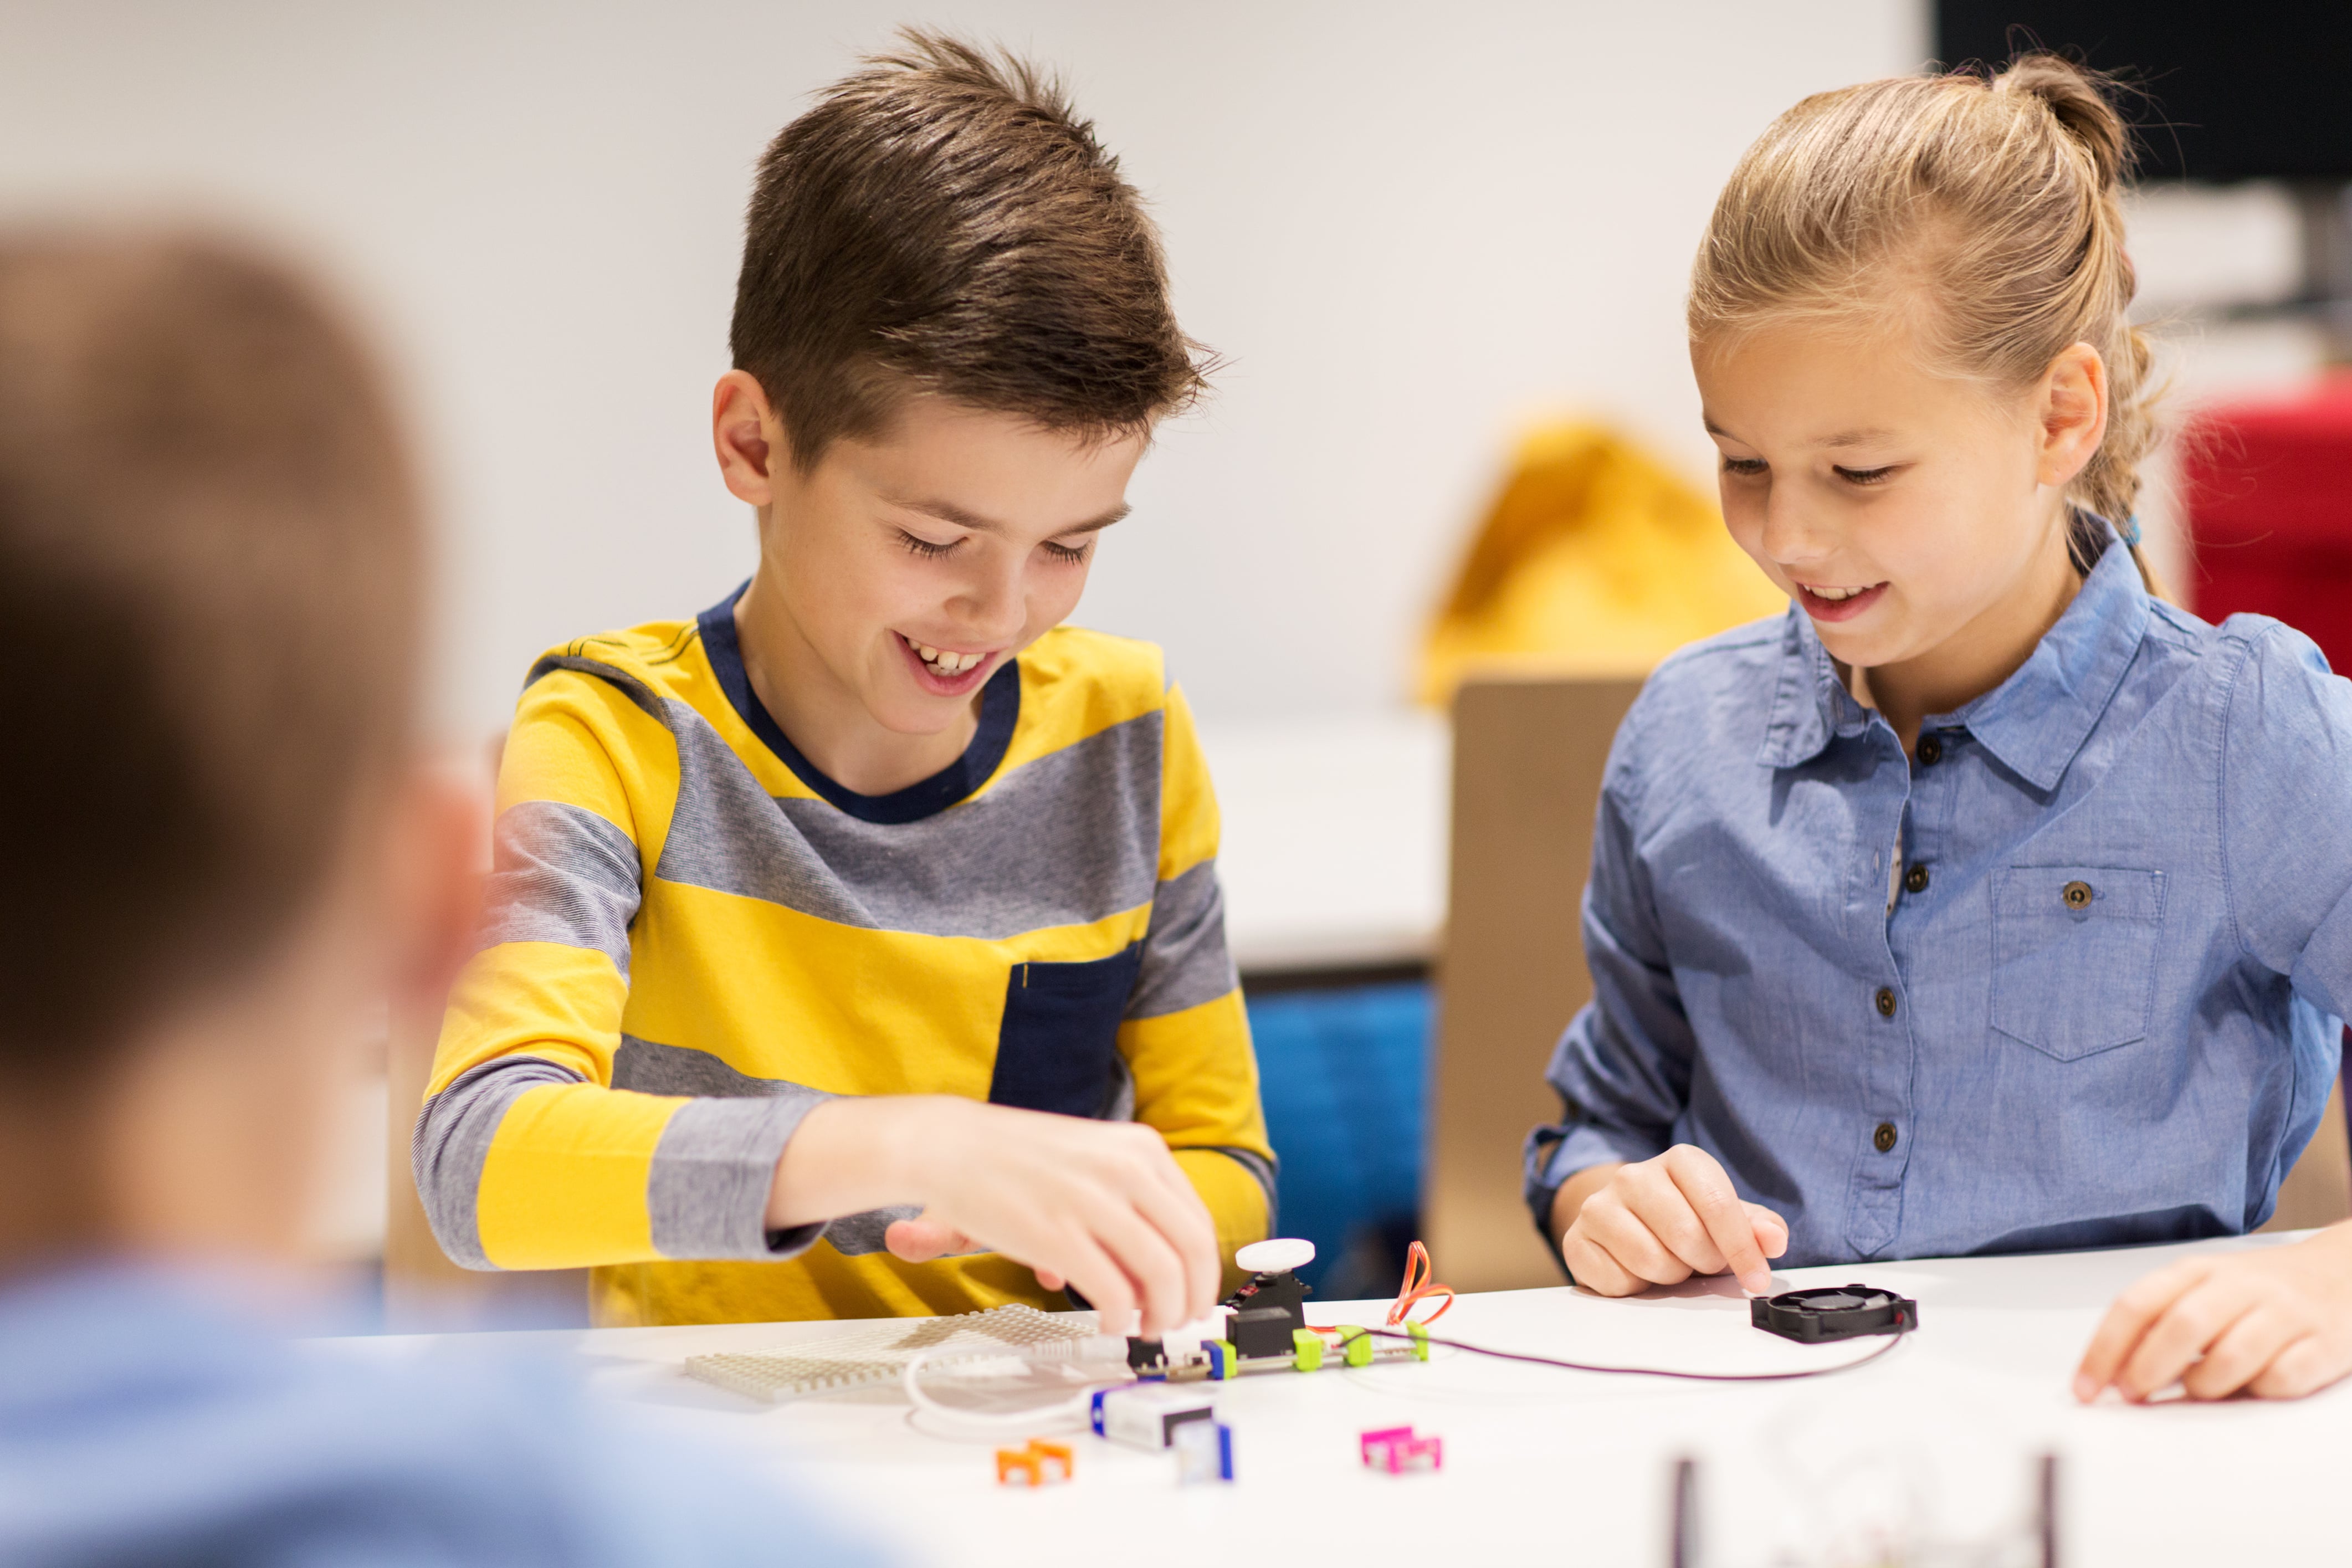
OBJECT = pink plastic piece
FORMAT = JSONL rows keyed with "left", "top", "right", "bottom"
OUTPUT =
{"left": 1359, "top": 1425, "right": 1443, "bottom": 1474}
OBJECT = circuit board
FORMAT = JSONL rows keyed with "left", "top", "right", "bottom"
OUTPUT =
{"left": 686, "top": 1303, "right": 1100, "bottom": 1403}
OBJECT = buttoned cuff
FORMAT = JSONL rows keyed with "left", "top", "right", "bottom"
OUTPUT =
{"left": 1521, "top": 1122, "right": 1669, "bottom": 1237}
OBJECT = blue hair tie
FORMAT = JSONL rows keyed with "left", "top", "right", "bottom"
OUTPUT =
{"left": 2119, "top": 515, "right": 2143, "bottom": 547}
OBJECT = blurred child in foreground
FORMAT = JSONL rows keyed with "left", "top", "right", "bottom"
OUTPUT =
{"left": 0, "top": 231, "right": 878, "bottom": 1566}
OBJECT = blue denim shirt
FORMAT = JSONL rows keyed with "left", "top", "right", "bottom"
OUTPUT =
{"left": 1526, "top": 532, "right": 2352, "bottom": 1265}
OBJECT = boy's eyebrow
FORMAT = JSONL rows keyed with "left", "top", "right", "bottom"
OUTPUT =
{"left": 893, "top": 497, "right": 1131, "bottom": 535}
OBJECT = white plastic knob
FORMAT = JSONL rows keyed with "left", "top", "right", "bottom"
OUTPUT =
{"left": 1234, "top": 1238, "right": 1315, "bottom": 1274}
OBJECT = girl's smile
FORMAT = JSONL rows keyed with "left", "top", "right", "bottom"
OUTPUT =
{"left": 1791, "top": 580, "right": 1890, "bottom": 621}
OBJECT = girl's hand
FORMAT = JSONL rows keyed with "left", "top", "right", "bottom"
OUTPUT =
{"left": 1554, "top": 1144, "right": 1788, "bottom": 1296}
{"left": 768, "top": 1096, "right": 1221, "bottom": 1335}
{"left": 2074, "top": 1223, "right": 2352, "bottom": 1402}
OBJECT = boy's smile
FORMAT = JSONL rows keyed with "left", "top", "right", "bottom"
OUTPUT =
{"left": 894, "top": 630, "right": 997, "bottom": 692}
{"left": 714, "top": 377, "right": 1149, "bottom": 796}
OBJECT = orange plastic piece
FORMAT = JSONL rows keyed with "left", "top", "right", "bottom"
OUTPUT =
{"left": 995, "top": 1439, "right": 1075, "bottom": 1487}
{"left": 1387, "top": 1240, "right": 1456, "bottom": 1327}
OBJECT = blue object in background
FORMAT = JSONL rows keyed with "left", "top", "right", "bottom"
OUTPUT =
{"left": 1243, "top": 980, "right": 1433, "bottom": 1298}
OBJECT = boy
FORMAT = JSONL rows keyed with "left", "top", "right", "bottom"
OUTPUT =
{"left": 418, "top": 33, "right": 1273, "bottom": 1330}
{"left": 0, "top": 230, "right": 873, "bottom": 1564}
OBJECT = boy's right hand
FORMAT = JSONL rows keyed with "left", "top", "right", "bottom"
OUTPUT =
{"left": 1552, "top": 1145, "right": 1787, "bottom": 1297}
{"left": 768, "top": 1096, "right": 1221, "bottom": 1336}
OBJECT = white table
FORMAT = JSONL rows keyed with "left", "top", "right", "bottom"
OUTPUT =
{"left": 321, "top": 1233, "right": 2348, "bottom": 1566}
{"left": 1197, "top": 711, "right": 1449, "bottom": 974}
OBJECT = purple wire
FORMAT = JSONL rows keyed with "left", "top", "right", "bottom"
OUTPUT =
{"left": 1356, "top": 1323, "right": 1909, "bottom": 1382}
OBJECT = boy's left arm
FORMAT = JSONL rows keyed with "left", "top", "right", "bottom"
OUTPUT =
{"left": 2079, "top": 626, "right": 2352, "bottom": 1402}
{"left": 1120, "top": 682, "right": 1274, "bottom": 1290}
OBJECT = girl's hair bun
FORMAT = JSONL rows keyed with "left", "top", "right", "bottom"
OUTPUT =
{"left": 1689, "top": 48, "right": 2165, "bottom": 572}
{"left": 1992, "top": 52, "right": 2130, "bottom": 194}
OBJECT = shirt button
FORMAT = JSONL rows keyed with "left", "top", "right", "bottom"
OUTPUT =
{"left": 2062, "top": 880, "right": 2093, "bottom": 910}
{"left": 1915, "top": 734, "right": 1943, "bottom": 765}
{"left": 1874, "top": 986, "right": 1898, "bottom": 1018}
{"left": 1873, "top": 1121, "right": 1899, "bottom": 1153}
{"left": 1903, "top": 864, "right": 1929, "bottom": 895}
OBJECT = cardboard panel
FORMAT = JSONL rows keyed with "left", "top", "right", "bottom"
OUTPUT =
{"left": 1429, "top": 674, "right": 1643, "bottom": 1292}
{"left": 2260, "top": 1077, "right": 2351, "bottom": 1234}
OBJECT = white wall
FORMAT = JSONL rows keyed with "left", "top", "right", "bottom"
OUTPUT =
{"left": 0, "top": 1, "right": 1928, "bottom": 736}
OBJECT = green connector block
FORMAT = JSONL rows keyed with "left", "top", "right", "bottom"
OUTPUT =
{"left": 1206, "top": 1339, "right": 1237, "bottom": 1380}
{"left": 1338, "top": 1325, "right": 1374, "bottom": 1368}
{"left": 1407, "top": 1321, "right": 1430, "bottom": 1360}
{"left": 1291, "top": 1329, "right": 1324, "bottom": 1372}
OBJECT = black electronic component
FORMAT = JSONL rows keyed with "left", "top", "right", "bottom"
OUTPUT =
{"left": 1749, "top": 1284, "right": 1918, "bottom": 1344}
{"left": 1221, "top": 1256, "right": 1312, "bottom": 1359}
{"left": 1227, "top": 1267, "right": 1307, "bottom": 1320}
{"left": 1228, "top": 1307, "right": 1297, "bottom": 1360}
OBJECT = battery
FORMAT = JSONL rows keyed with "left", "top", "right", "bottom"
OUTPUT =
{"left": 1090, "top": 1383, "right": 1219, "bottom": 1451}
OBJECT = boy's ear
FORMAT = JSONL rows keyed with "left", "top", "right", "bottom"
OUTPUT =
{"left": 2035, "top": 341, "right": 2109, "bottom": 493}
{"left": 387, "top": 755, "right": 489, "bottom": 1011}
{"left": 713, "top": 370, "right": 785, "bottom": 506}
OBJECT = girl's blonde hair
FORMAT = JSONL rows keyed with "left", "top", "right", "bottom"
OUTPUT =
{"left": 1688, "top": 54, "right": 2160, "bottom": 587}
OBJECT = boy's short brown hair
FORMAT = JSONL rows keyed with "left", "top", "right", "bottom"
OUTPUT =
{"left": 731, "top": 30, "right": 1207, "bottom": 469}
{"left": 0, "top": 232, "right": 422, "bottom": 1077}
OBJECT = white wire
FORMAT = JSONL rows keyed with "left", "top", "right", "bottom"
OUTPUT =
{"left": 899, "top": 1340, "right": 1134, "bottom": 1438}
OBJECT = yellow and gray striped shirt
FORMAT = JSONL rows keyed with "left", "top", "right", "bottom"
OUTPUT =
{"left": 416, "top": 590, "right": 1273, "bottom": 1326}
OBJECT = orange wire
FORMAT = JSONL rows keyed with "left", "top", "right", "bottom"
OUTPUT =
{"left": 1386, "top": 1239, "right": 1456, "bottom": 1326}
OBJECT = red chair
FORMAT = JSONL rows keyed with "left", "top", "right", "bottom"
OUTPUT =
{"left": 2182, "top": 375, "right": 2352, "bottom": 1223}
{"left": 2182, "top": 376, "right": 2352, "bottom": 669}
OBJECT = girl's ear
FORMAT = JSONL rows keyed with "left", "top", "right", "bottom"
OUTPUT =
{"left": 2036, "top": 342, "right": 2110, "bottom": 494}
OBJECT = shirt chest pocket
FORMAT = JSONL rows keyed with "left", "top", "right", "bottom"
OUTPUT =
{"left": 1990, "top": 866, "right": 2166, "bottom": 1061}
{"left": 988, "top": 945, "right": 1144, "bottom": 1118}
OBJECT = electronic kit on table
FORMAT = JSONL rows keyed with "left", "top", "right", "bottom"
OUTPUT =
{"left": 686, "top": 1237, "right": 1917, "bottom": 1401}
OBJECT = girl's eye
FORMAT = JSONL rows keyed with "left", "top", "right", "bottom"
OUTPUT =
{"left": 1835, "top": 465, "right": 1897, "bottom": 486}
{"left": 898, "top": 531, "right": 961, "bottom": 559}
{"left": 1041, "top": 539, "right": 1092, "bottom": 564}
{"left": 1722, "top": 457, "right": 1769, "bottom": 478}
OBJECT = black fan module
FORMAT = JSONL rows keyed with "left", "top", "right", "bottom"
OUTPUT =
{"left": 1750, "top": 1284, "right": 1918, "bottom": 1344}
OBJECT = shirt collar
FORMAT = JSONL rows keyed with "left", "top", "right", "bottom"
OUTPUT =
{"left": 1756, "top": 608, "right": 1871, "bottom": 767}
{"left": 1755, "top": 517, "right": 2151, "bottom": 791}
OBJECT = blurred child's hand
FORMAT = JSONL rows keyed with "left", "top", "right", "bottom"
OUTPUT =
{"left": 1554, "top": 1145, "right": 1787, "bottom": 1296}
{"left": 769, "top": 1096, "right": 1221, "bottom": 1336}
{"left": 2074, "top": 1224, "right": 2352, "bottom": 1402}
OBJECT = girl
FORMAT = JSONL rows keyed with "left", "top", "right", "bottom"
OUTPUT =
{"left": 1526, "top": 55, "right": 2352, "bottom": 1402}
